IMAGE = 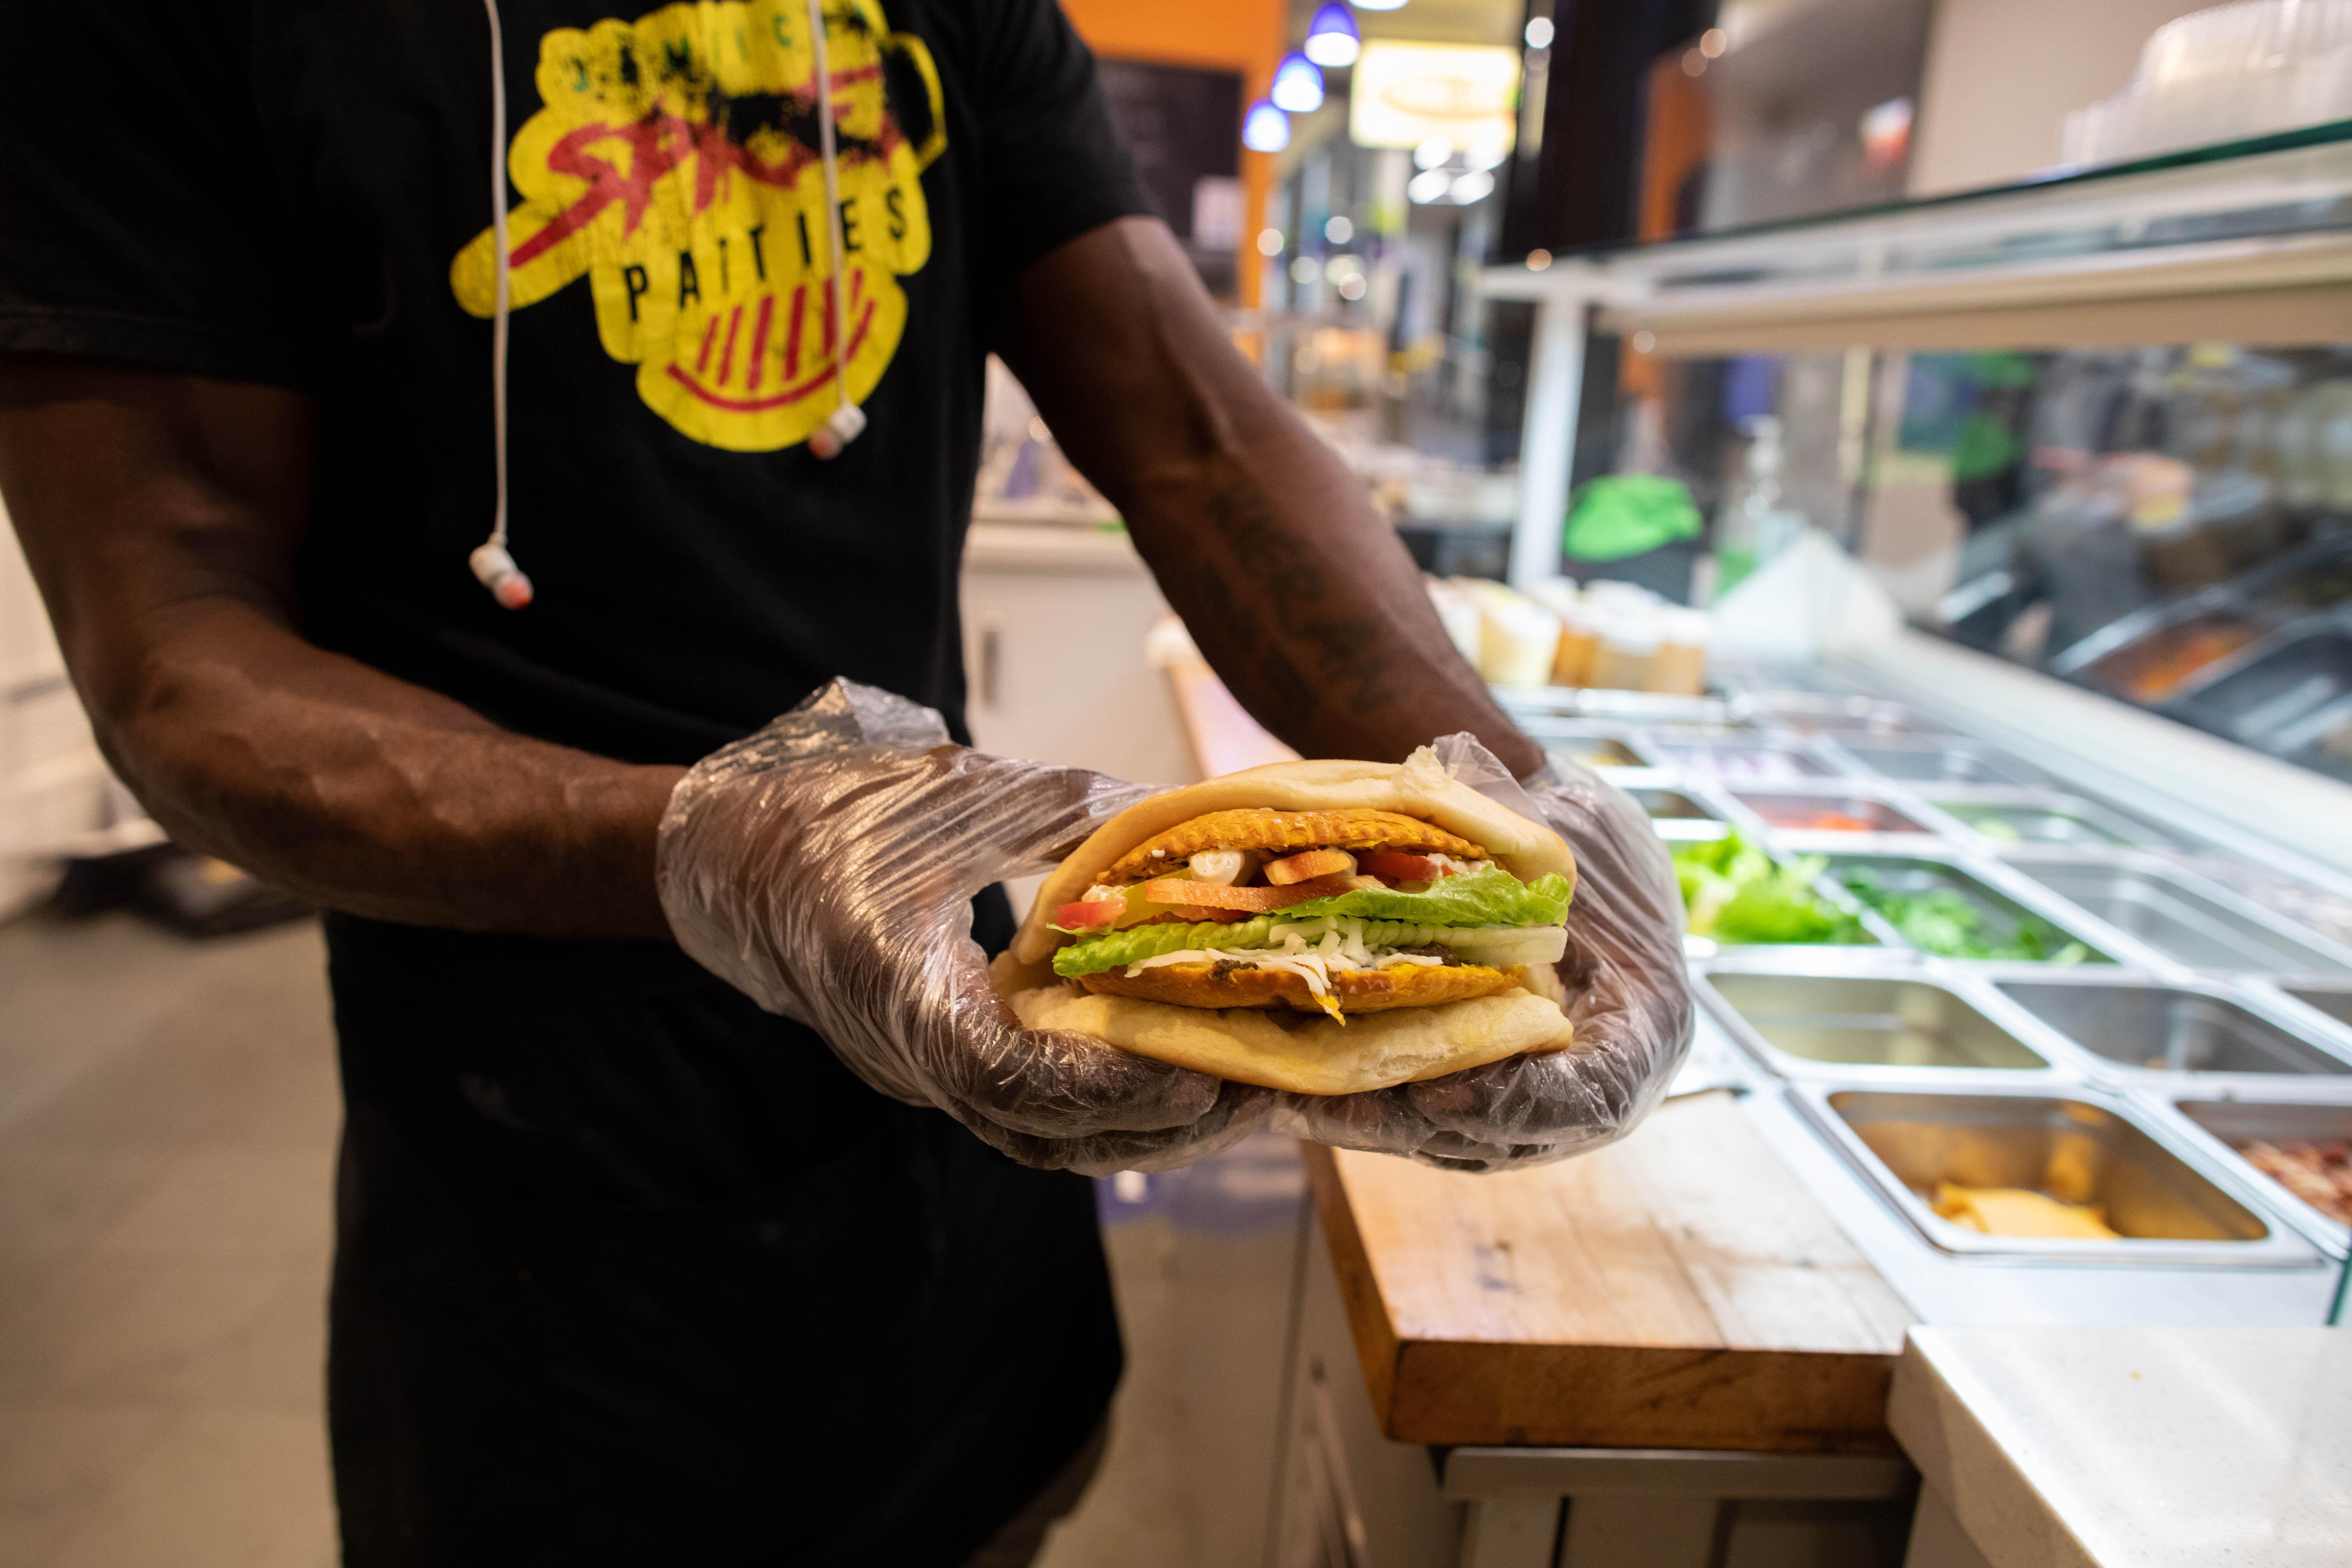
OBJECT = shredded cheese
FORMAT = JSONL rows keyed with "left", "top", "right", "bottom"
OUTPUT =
{"left": 1123, "top": 917, "right": 1450, "bottom": 997}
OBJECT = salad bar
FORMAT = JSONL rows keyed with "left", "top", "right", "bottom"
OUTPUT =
{"left": 1499, "top": 672, "right": 2352, "bottom": 1325}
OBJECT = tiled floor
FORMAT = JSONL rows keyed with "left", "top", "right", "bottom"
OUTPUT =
{"left": 0, "top": 911, "right": 1237, "bottom": 1568}
{"left": 0, "top": 914, "right": 337, "bottom": 1568}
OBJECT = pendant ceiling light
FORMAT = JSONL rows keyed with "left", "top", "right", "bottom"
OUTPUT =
{"left": 1303, "top": 4, "right": 1360, "bottom": 67}
{"left": 1353, "top": 0, "right": 1407, "bottom": 13}
{"left": 1270, "top": 52, "right": 1325, "bottom": 114}
{"left": 1242, "top": 99, "right": 1292, "bottom": 153}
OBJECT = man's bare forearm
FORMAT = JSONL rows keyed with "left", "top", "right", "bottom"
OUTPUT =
{"left": 0, "top": 363, "right": 682, "bottom": 940}
{"left": 109, "top": 600, "right": 684, "bottom": 936}
{"left": 1124, "top": 416, "right": 1540, "bottom": 773}
{"left": 1003, "top": 218, "right": 1541, "bottom": 776}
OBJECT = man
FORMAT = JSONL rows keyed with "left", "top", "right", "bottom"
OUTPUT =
{"left": 0, "top": 1, "right": 1542, "bottom": 1562}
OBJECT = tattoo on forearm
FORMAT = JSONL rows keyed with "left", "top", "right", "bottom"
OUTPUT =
{"left": 1297, "top": 615, "right": 1406, "bottom": 712}
{"left": 1194, "top": 475, "right": 1416, "bottom": 732}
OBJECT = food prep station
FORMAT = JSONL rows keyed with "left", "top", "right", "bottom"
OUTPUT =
{"left": 1498, "top": 674, "right": 2352, "bottom": 1327}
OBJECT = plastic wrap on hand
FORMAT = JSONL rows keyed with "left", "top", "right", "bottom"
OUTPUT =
{"left": 657, "top": 680, "right": 1690, "bottom": 1175}
{"left": 1268, "top": 733, "right": 1693, "bottom": 1171}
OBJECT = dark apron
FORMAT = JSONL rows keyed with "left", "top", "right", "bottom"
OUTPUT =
{"left": 321, "top": 893, "right": 1120, "bottom": 1567}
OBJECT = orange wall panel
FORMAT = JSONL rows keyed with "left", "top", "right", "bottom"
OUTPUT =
{"left": 1059, "top": 0, "right": 1287, "bottom": 307}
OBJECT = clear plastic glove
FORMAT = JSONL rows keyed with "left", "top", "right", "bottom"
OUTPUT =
{"left": 656, "top": 681, "right": 1275, "bottom": 1174}
{"left": 1272, "top": 735, "right": 1694, "bottom": 1172}
{"left": 658, "top": 681, "right": 1690, "bottom": 1176}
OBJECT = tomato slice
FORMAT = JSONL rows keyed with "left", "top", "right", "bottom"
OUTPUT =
{"left": 1359, "top": 849, "right": 1440, "bottom": 883}
{"left": 1054, "top": 899, "right": 1122, "bottom": 930}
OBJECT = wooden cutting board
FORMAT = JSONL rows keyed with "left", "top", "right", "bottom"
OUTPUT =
{"left": 1307, "top": 1089, "right": 1917, "bottom": 1454}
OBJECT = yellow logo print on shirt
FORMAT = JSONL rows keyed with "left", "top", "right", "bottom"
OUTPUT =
{"left": 451, "top": 0, "right": 945, "bottom": 452}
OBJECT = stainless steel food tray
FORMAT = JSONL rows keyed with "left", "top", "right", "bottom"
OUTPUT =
{"left": 1520, "top": 719, "right": 1661, "bottom": 771}
{"left": 1695, "top": 958, "right": 2065, "bottom": 1084}
{"left": 1815, "top": 847, "right": 2121, "bottom": 965}
{"left": 1646, "top": 737, "right": 1839, "bottom": 783}
{"left": 1628, "top": 785, "right": 1730, "bottom": 842}
{"left": 1787, "top": 1082, "right": 2316, "bottom": 1268}
{"left": 2277, "top": 982, "right": 2352, "bottom": 1034}
{"left": 1679, "top": 838, "right": 1900, "bottom": 954}
{"left": 1492, "top": 685, "right": 1735, "bottom": 727}
{"left": 1722, "top": 782, "right": 1939, "bottom": 839}
{"left": 2160, "top": 615, "right": 2352, "bottom": 764}
{"left": 2164, "top": 1096, "right": 2352, "bottom": 1255}
{"left": 1991, "top": 973, "right": 2352, "bottom": 1084}
{"left": 1727, "top": 691, "right": 1952, "bottom": 737}
{"left": 1820, "top": 734, "right": 2048, "bottom": 787}
{"left": 2055, "top": 604, "right": 2280, "bottom": 705}
{"left": 1911, "top": 787, "right": 2180, "bottom": 852}
{"left": 2002, "top": 852, "right": 2352, "bottom": 976}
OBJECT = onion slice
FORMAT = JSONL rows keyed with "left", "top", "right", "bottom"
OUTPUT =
{"left": 1264, "top": 848, "right": 1357, "bottom": 886}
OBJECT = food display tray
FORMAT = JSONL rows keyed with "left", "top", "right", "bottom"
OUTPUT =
{"left": 2061, "top": 607, "right": 2281, "bottom": 706}
{"left": 1992, "top": 973, "right": 2352, "bottom": 1082}
{"left": 2002, "top": 853, "right": 2352, "bottom": 976}
{"left": 1819, "top": 734, "right": 2049, "bottom": 787}
{"left": 2278, "top": 982, "right": 2352, "bottom": 1032}
{"left": 1695, "top": 956, "right": 2071, "bottom": 1084}
{"left": 1725, "top": 691, "right": 1951, "bottom": 737}
{"left": 1811, "top": 847, "right": 2122, "bottom": 965}
{"left": 1628, "top": 795, "right": 1732, "bottom": 846}
{"left": 1520, "top": 718, "right": 1661, "bottom": 771}
{"left": 1787, "top": 1082, "right": 2316, "bottom": 1268}
{"left": 1911, "top": 787, "right": 2178, "bottom": 852}
{"left": 2160, "top": 617, "right": 2352, "bottom": 777}
{"left": 2165, "top": 1097, "right": 2352, "bottom": 1254}
{"left": 1724, "top": 783, "right": 1937, "bottom": 838}
{"left": 1488, "top": 685, "right": 1734, "bottom": 727}
{"left": 1678, "top": 834, "right": 1901, "bottom": 955}
{"left": 1646, "top": 738, "right": 1837, "bottom": 782}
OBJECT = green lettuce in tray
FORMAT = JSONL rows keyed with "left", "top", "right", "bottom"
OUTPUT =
{"left": 1672, "top": 832, "right": 1869, "bottom": 946}
{"left": 1839, "top": 871, "right": 2091, "bottom": 964}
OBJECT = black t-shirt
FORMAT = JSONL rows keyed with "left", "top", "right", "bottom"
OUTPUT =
{"left": 0, "top": 6, "right": 1150, "bottom": 1562}
{"left": 0, "top": 0, "right": 1149, "bottom": 765}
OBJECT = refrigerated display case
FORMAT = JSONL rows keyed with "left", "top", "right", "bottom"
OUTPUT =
{"left": 1483, "top": 119, "right": 2352, "bottom": 873}
{"left": 1474, "top": 118, "right": 2352, "bottom": 1305}
{"left": 1493, "top": 671, "right": 2352, "bottom": 1322}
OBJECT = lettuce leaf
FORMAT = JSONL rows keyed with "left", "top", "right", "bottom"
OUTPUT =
{"left": 1048, "top": 865, "right": 1573, "bottom": 979}
{"left": 1051, "top": 916, "right": 1563, "bottom": 978}
{"left": 1671, "top": 831, "right": 1866, "bottom": 945}
{"left": 1279, "top": 864, "right": 1572, "bottom": 927}
{"left": 1056, "top": 916, "right": 1335, "bottom": 978}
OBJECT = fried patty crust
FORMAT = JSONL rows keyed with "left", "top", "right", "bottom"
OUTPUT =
{"left": 1097, "top": 807, "right": 1488, "bottom": 885}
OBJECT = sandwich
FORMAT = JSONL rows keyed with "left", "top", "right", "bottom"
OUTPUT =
{"left": 989, "top": 751, "right": 1578, "bottom": 1096}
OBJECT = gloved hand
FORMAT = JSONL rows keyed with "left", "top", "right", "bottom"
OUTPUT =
{"left": 656, "top": 681, "right": 1275, "bottom": 1174}
{"left": 659, "top": 681, "right": 1692, "bottom": 1176}
{"left": 1273, "top": 734, "right": 1694, "bottom": 1172}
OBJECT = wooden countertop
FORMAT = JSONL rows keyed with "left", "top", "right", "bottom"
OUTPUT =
{"left": 1307, "top": 1090, "right": 1917, "bottom": 1454}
